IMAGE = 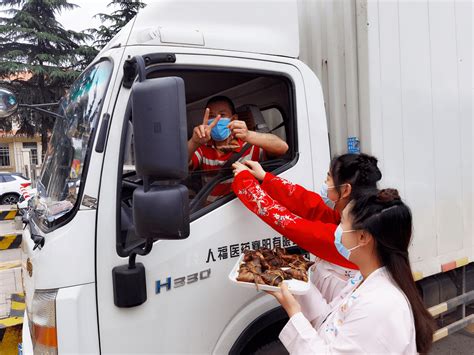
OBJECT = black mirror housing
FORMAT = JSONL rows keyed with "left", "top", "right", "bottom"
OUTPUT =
{"left": 114, "top": 70, "right": 190, "bottom": 308}
{"left": 132, "top": 76, "right": 188, "bottom": 180}
{"left": 133, "top": 184, "right": 189, "bottom": 241}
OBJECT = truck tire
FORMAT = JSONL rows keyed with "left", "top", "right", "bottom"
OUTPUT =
{"left": 1, "top": 193, "right": 19, "bottom": 204}
{"left": 230, "top": 307, "right": 289, "bottom": 355}
{"left": 254, "top": 340, "right": 288, "bottom": 355}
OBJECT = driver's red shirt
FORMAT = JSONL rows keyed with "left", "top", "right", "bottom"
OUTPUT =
{"left": 191, "top": 139, "right": 264, "bottom": 203}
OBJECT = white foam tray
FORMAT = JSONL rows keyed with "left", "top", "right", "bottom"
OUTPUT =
{"left": 228, "top": 253, "right": 311, "bottom": 295}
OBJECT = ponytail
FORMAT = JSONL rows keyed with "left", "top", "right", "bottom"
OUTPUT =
{"left": 351, "top": 189, "right": 435, "bottom": 353}
{"left": 381, "top": 251, "right": 435, "bottom": 353}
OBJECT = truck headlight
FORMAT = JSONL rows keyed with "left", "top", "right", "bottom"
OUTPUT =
{"left": 29, "top": 289, "right": 58, "bottom": 354}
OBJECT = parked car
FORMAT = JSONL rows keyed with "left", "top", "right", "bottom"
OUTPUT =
{"left": 0, "top": 173, "right": 31, "bottom": 204}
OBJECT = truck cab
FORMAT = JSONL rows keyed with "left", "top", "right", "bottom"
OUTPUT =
{"left": 18, "top": 1, "right": 330, "bottom": 353}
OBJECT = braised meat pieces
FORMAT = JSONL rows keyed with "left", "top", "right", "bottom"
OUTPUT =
{"left": 236, "top": 247, "right": 314, "bottom": 288}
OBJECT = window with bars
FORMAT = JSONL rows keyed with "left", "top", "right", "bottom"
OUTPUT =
{"left": 0, "top": 145, "right": 10, "bottom": 167}
{"left": 23, "top": 142, "right": 38, "bottom": 165}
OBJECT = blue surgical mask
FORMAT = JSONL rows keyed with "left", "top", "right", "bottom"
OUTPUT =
{"left": 334, "top": 224, "right": 360, "bottom": 260}
{"left": 208, "top": 117, "right": 231, "bottom": 141}
{"left": 320, "top": 182, "right": 336, "bottom": 209}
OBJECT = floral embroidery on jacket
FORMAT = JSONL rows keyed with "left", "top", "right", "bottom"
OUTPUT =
{"left": 238, "top": 178, "right": 299, "bottom": 229}
{"left": 271, "top": 176, "right": 297, "bottom": 196}
{"left": 349, "top": 274, "right": 364, "bottom": 285}
{"left": 273, "top": 213, "right": 298, "bottom": 228}
{"left": 344, "top": 270, "right": 357, "bottom": 279}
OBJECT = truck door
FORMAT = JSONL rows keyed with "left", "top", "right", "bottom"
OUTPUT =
{"left": 95, "top": 50, "right": 314, "bottom": 354}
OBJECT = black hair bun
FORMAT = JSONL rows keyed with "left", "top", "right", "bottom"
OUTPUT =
{"left": 377, "top": 188, "right": 400, "bottom": 203}
{"left": 357, "top": 154, "right": 382, "bottom": 183}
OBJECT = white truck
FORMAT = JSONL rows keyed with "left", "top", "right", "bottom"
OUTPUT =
{"left": 0, "top": 0, "right": 470, "bottom": 353}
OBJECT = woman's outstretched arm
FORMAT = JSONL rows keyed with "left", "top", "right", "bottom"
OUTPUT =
{"left": 232, "top": 171, "right": 357, "bottom": 270}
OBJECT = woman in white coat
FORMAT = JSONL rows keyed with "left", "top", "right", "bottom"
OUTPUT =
{"left": 268, "top": 188, "right": 435, "bottom": 354}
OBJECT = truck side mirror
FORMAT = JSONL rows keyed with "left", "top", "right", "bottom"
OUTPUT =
{"left": 113, "top": 73, "right": 190, "bottom": 308}
{"left": 131, "top": 76, "right": 189, "bottom": 240}
{"left": 0, "top": 87, "right": 61, "bottom": 120}
{"left": 133, "top": 184, "right": 189, "bottom": 241}
{"left": 132, "top": 76, "right": 188, "bottom": 181}
{"left": 0, "top": 88, "right": 18, "bottom": 118}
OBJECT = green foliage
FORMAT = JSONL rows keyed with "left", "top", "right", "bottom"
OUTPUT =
{"left": 0, "top": 0, "right": 94, "bottom": 145}
{"left": 89, "top": 0, "right": 145, "bottom": 50}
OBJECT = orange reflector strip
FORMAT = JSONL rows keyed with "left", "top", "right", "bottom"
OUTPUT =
{"left": 433, "top": 327, "right": 449, "bottom": 342}
{"left": 455, "top": 257, "right": 469, "bottom": 268}
{"left": 441, "top": 261, "right": 456, "bottom": 272}
{"left": 33, "top": 324, "right": 58, "bottom": 348}
{"left": 429, "top": 302, "right": 448, "bottom": 317}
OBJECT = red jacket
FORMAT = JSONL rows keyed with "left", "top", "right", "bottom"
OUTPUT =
{"left": 232, "top": 170, "right": 358, "bottom": 270}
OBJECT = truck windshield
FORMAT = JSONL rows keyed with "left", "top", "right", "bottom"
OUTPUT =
{"left": 35, "top": 59, "right": 112, "bottom": 226}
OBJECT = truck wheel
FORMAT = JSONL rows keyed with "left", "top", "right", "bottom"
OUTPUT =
{"left": 1, "top": 193, "right": 19, "bottom": 204}
{"left": 230, "top": 307, "right": 288, "bottom": 355}
{"left": 254, "top": 340, "right": 288, "bottom": 355}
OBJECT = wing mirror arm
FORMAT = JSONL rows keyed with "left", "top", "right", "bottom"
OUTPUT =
{"left": 128, "top": 238, "right": 154, "bottom": 269}
{"left": 0, "top": 87, "right": 61, "bottom": 119}
{"left": 19, "top": 103, "right": 62, "bottom": 119}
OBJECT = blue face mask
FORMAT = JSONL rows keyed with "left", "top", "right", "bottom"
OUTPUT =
{"left": 208, "top": 117, "right": 231, "bottom": 141}
{"left": 334, "top": 224, "right": 360, "bottom": 260}
{"left": 320, "top": 182, "right": 336, "bottom": 209}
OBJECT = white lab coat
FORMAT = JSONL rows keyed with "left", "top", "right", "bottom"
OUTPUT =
{"left": 280, "top": 267, "right": 417, "bottom": 354}
{"left": 311, "top": 258, "right": 358, "bottom": 303}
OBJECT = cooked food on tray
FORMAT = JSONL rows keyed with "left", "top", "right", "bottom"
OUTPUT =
{"left": 236, "top": 247, "right": 313, "bottom": 288}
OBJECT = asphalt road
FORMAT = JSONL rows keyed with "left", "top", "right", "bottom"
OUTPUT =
{"left": 1, "top": 327, "right": 473, "bottom": 354}
{"left": 431, "top": 330, "right": 474, "bottom": 355}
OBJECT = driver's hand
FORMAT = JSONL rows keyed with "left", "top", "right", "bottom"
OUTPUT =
{"left": 191, "top": 108, "right": 221, "bottom": 146}
{"left": 228, "top": 120, "right": 251, "bottom": 142}
{"left": 232, "top": 162, "right": 251, "bottom": 177}
{"left": 243, "top": 160, "right": 266, "bottom": 181}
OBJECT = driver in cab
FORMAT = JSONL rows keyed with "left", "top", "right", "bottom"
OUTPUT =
{"left": 188, "top": 96, "right": 288, "bottom": 204}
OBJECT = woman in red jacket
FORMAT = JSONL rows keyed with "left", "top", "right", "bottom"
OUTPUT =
{"left": 231, "top": 153, "right": 382, "bottom": 301}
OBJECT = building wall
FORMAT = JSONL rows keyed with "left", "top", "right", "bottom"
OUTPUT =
{"left": 0, "top": 135, "right": 42, "bottom": 178}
